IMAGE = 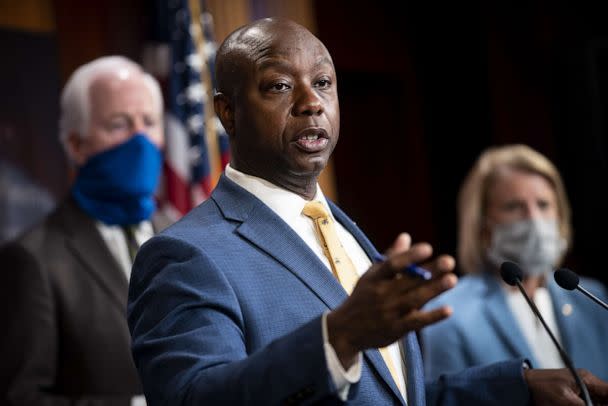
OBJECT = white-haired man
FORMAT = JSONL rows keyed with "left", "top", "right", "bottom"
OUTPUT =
{"left": 0, "top": 56, "right": 164, "bottom": 405}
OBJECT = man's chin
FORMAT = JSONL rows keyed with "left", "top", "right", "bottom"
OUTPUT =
{"left": 296, "top": 158, "right": 328, "bottom": 177}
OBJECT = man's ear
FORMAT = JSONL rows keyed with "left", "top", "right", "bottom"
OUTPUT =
{"left": 66, "top": 132, "right": 87, "bottom": 166}
{"left": 214, "top": 92, "right": 235, "bottom": 136}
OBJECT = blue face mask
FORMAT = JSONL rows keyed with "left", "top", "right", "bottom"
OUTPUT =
{"left": 72, "top": 134, "right": 162, "bottom": 225}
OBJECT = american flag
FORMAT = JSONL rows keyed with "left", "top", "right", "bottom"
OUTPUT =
{"left": 146, "top": 0, "right": 229, "bottom": 220}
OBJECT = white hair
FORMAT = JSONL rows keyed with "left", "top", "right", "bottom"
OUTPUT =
{"left": 58, "top": 55, "right": 163, "bottom": 152}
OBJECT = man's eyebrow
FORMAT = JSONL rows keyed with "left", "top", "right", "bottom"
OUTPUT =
{"left": 313, "top": 57, "right": 334, "bottom": 70}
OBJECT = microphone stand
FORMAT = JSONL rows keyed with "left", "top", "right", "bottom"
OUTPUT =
{"left": 577, "top": 285, "right": 608, "bottom": 311}
{"left": 514, "top": 279, "right": 593, "bottom": 406}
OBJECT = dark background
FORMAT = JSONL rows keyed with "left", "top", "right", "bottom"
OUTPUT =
{"left": 316, "top": 0, "right": 608, "bottom": 286}
{"left": 2, "top": 0, "right": 608, "bottom": 287}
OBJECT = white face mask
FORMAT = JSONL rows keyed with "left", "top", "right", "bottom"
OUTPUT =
{"left": 486, "top": 218, "right": 566, "bottom": 277}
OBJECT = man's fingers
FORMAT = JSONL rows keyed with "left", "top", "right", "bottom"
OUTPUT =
{"left": 563, "top": 393, "right": 586, "bottom": 406}
{"left": 384, "top": 254, "right": 456, "bottom": 296}
{"left": 393, "top": 273, "right": 458, "bottom": 310}
{"left": 396, "top": 306, "right": 453, "bottom": 331}
{"left": 370, "top": 242, "right": 433, "bottom": 281}
{"left": 581, "top": 369, "right": 608, "bottom": 401}
{"left": 384, "top": 232, "right": 411, "bottom": 257}
{"left": 398, "top": 254, "right": 455, "bottom": 285}
{"left": 423, "top": 254, "right": 456, "bottom": 278}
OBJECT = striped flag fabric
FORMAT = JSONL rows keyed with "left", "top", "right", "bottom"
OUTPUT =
{"left": 146, "top": 0, "right": 229, "bottom": 220}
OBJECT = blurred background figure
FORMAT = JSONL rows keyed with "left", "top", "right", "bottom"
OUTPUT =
{"left": 0, "top": 159, "right": 55, "bottom": 243}
{"left": 421, "top": 144, "right": 608, "bottom": 381}
{"left": 0, "top": 56, "right": 164, "bottom": 405}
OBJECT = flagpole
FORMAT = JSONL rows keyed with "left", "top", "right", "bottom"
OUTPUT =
{"left": 188, "top": 0, "right": 221, "bottom": 190}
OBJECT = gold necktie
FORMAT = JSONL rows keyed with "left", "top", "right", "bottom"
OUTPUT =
{"left": 302, "top": 201, "right": 400, "bottom": 387}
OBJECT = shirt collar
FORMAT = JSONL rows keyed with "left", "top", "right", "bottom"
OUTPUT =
{"left": 224, "top": 164, "right": 333, "bottom": 222}
{"left": 96, "top": 220, "right": 154, "bottom": 239}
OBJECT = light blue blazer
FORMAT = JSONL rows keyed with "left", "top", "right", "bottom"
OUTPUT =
{"left": 422, "top": 272, "right": 608, "bottom": 382}
{"left": 128, "top": 175, "right": 532, "bottom": 405}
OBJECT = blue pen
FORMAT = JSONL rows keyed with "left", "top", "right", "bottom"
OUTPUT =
{"left": 373, "top": 253, "right": 432, "bottom": 280}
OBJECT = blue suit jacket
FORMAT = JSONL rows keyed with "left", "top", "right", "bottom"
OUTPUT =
{"left": 422, "top": 272, "right": 608, "bottom": 382}
{"left": 128, "top": 176, "right": 531, "bottom": 405}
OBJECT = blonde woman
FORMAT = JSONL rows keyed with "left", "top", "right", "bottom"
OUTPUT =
{"left": 422, "top": 144, "right": 608, "bottom": 382}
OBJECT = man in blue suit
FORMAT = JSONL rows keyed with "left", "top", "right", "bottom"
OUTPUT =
{"left": 127, "top": 18, "right": 608, "bottom": 405}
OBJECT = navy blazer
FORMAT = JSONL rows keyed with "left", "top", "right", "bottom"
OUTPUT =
{"left": 422, "top": 272, "right": 608, "bottom": 382}
{"left": 128, "top": 175, "right": 531, "bottom": 405}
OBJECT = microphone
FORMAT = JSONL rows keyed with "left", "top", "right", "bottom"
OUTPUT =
{"left": 500, "top": 261, "right": 593, "bottom": 406}
{"left": 554, "top": 268, "right": 608, "bottom": 311}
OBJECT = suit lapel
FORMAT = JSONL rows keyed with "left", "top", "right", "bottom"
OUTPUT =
{"left": 237, "top": 208, "right": 349, "bottom": 310}
{"left": 213, "top": 177, "right": 405, "bottom": 404}
{"left": 483, "top": 274, "right": 538, "bottom": 366}
{"left": 59, "top": 199, "right": 129, "bottom": 311}
{"left": 212, "top": 176, "right": 347, "bottom": 310}
{"left": 331, "top": 201, "right": 407, "bottom": 404}
{"left": 403, "top": 332, "right": 425, "bottom": 406}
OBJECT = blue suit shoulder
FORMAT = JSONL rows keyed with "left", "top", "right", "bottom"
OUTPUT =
{"left": 159, "top": 198, "right": 225, "bottom": 239}
{"left": 138, "top": 198, "right": 231, "bottom": 265}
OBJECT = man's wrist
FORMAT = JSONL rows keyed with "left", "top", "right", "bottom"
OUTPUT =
{"left": 326, "top": 310, "right": 358, "bottom": 369}
{"left": 322, "top": 312, "right": 362, "bottom": 401}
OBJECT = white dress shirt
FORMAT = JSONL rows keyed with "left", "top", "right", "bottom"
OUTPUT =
{"left": 225, "top": 165, "right": 407, "bottom": 400}
{"left": 95, "top": 220, "right": 153, "bottom": 406}
{"left": 504, "top": 283, "right": 565, "bottom": 369}
{"left": 96, "top": 221, "right": 154, "bottom": 280}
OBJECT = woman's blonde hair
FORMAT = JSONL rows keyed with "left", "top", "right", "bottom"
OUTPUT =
{"left": 457, "top": 144, "right": 571, "bottom": 274}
